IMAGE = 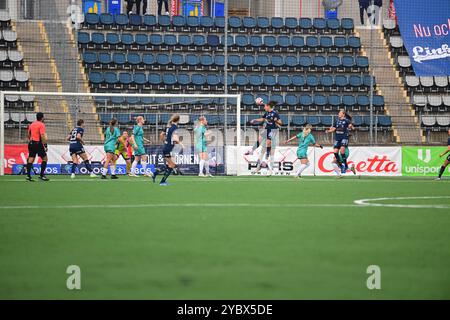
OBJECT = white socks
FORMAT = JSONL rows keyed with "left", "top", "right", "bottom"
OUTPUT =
{"left": 332, "top": 163, "right": 341, "bottom": 175}
{"left": 296, "top": 163, "right": 310, "bottom": 176}
{"left": 131, "top": 161, "right": 138, "bottom": 174}
{"left": 101, "top": 167, "right": 107, "bottom": 176}
{"left": 204, "top": 160, "right": 209, "bottom": 174}
{"left": 110, "top": 164, "right": 116, "bottom": 175}
{"left": 199, "top": 159, "right": 205, "bottom": 174}
{"left": 141, "top": 160, "right": 147, "bottom": 174}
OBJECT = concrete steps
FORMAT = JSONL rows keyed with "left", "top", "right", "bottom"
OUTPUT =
{"left": 357, "top": 28, "right": 424, "bottom": 144}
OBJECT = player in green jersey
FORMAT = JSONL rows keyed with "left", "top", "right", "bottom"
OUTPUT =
{"left": 194, "top": 116, "right": 213, "bottom": 177}
{"left": 129, "top": 116, "right": 152, "bottom": 177}
{"left": 102, "top": 118, "right": 121, "bottom": 179}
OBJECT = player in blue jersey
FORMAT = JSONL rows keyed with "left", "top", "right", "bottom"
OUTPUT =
{"left": 285, "top": 124, "right": 323, "bottom": 178}
{"left": 152, "top": 114, "right": 183, "bottom": 186}
{"left": 250, "top": 100, "right": 282, "bottom": 174}
{"left": 67, "top": 119, "right": 97, "bottom": 179}
{"left": 129, "top": 116, "right": 152, "bottom": 178}
{"left": 101, "top": 118, "right": 121, "bottom": 179}
{"left": 436, "top": 129, "right": 450, "bottom": 180}
{"left": 194, "top": 116, "right": 213, "bottom": 177}
{"left": 326, "top": 109, "right": 354, "bottom": 174}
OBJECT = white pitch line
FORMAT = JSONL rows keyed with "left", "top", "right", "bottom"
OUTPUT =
{"left": 0, "top": 203, "right": 360, "bottom": 210}
{"left": 354, "top": 196, "right": 450, "bottom": 209}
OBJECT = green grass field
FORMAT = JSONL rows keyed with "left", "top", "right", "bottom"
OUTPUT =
{"left": 0, "top": 175, "right": 449, "bottom": 299}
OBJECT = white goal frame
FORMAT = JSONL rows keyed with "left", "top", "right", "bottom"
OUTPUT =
{"left": 0, "top": 91, "right": 242, "bottom": 176}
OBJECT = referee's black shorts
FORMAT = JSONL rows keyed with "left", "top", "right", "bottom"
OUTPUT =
{"left": 28, "top": 141, "right": 46, "bottom": 158}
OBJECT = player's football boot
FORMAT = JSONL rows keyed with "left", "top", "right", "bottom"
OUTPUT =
{"left": 128, "top": 173, "right": 139, "bottom": 177}
{"left": 101, "top": 175, "right": 107, "bottom": 179}
{"left": 350, "top": 166, "right": 356, "bottom": 175}
{"left": 90, "top": 173, "right": 97, "bottom": 178}
{"left": 39, "top": 176, "right": 50, "bottom": 181}
{"left": 111, "top": 175, "right": 118, "bottom": 179}
{"left": 159, "top": 182, "right": 169, "bottom": 186}
{"left": 71, "top": 173, "right": 76, "bottom": 179}
{"left": 26, "top": 176, "right": 34, "bottom": 182}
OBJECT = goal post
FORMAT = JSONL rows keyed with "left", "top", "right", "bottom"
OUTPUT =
{"left": 0, "top": 91, "right": 243, "bottom": 176}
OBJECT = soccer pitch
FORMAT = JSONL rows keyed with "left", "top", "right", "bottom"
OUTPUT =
{"left": 0, "top": 175, "right": 449, "bottom": 299}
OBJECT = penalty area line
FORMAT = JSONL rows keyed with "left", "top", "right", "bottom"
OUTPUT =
{"left": 354, "top": 196, "right": 450, "bottom": 209}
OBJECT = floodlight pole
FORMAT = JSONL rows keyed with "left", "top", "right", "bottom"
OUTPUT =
{"left": 369, "top": 0, "right": 375, "bottom": 146}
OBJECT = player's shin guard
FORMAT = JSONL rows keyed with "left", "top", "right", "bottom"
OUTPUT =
{"left": 71, "top": 163, "right": 77, "bottom": 174}
{"left": 438, "top": 165, "right": 446, "bottom": 178}
{"left": 340, "top": 152, "right": 348, "bottom": 168}
{"left": 84, "top": 160, "right": 93, "bottom": 172}
{"left": 160, "top": 167, "right": 173, "bottom": 183}
{"left": 40, "top": 161, "right": 47, "bottom": 177}
{"left": 332, "top": 162, "right": 341, "bottom": 175}
{"left": 296, "top": 163, "right": 310, "bottom": 176}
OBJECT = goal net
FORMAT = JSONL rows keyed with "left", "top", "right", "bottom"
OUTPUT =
{"left": 0, "top": 91, "right": 253, "bottom": 176}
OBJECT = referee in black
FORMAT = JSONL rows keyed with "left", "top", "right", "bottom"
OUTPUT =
{"left": 26, "top": 112, "right": 49, "bottom": 181}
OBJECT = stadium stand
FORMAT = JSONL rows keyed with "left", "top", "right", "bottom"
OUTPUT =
{"left": 383, "top": 18, "right": 449, "bottom": 142}
{"left": 78, "top": 14, "right": 390, "bottom": 143}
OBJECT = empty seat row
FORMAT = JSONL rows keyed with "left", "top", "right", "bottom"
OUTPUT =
{"left": 84, "top": 13, "right": 354, "bottom": 34}
{"left": 4, "top": 94, "right": 35, "bottom": 108}
{"left": 0, "top": 49, "right": 24, "bottom": 68}
{"left": 413, "top": 95, "right": 450, "bottom": 108}
{"left": 4, "top": 112, "right": 35, "bottom": 125}
{"left": 0, "top": 10, "right": 11, "bottom": 28}
{"left": 83, "top": 51, "right": 369, "bottom": 73}
{"left": 405, "top": 76, "right": 450, "bottom": 93}
{"left": 421, "top": 115, "right": 450, "bottom": 127}
{"left": 78, "top": 32, "right": 361, "bottom": 53}
{"left": 0, "top": 29, "right": 17, "bottom": 48}
{"left": 0, "top": 70, "right": 29, "bottom": 89}
{"left": 88, "top": 71, "right": 376, "bottom": 92}
{"left": 98, "top": 112, "right": 390, "bottom": 128}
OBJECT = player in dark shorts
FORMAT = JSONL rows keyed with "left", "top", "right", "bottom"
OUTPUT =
{"left": 326, "top": 109, "right": 354, "bottom": 174}
{"left": 26, "top": 112, "right": 49, "bottom": 181}
{"left": 152, "top": 114, "right": 183, "bottom": 186}
{"left": 436, "top": 129, "right": 450, "bottom": 180}
{"left": 67, "top": 119, "right": 97, "bottom": 179}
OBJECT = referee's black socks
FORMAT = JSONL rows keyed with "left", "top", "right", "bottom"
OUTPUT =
{"left": 26, "top": 162, "right": 32, "bottom": 177}
{"left": 40, "top": 161, "right": 47, "bottom": 177}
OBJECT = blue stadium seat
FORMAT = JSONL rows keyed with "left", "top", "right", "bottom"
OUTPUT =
{"left": 285, "top": 55, "right": 298, "bottom": 69}
{"left": 299, "top": 18, "right": 312, "bottom": 33}
{"left": 314, "top": 94, "right": 327, "bottom": 107}
{"left": 85, "top": 13, "right": 99, "bottom": 28}
{"left": 349, "top": 75, "right": 363, "bottom": 91}
{"left": 257, "top": 55, "right": 269, "bottom": 68}
{"left": 106, "top": 33, "right": 120, "bottom": 49}
{"left": 200, "top": 16, "right": 214, "bottom": 31}
{"left": 135, "top": 33, "right": 149, "bottom": 49}
{"left": 356, "top": 56, "right": 369, "bottom": 69}
{"left": 142, "top": 53, "right": 154, "bottom": 66}
{"left": 156, "top": 53, "right": 170, "bottom": 68}
{"left": 163, "top": 34, "right": 177, "bottom": 48}
{"left": 335, "top": 75, "right": 348, "bottom": 88}
{"left": 200, "top": 54, "right": 214, "bottom": 69}
{"left": 78, "top": 32, "right": 90, "bottom": 48}
{"left": 306, "top": 75, "right": 319, "bottom": 87}
{"left": 114, "top": 14, "right": 129, "bottom": 28}
{"left": 348, "top": 36, "right": 361, "bottom": 50}
{"left": 357, "top": 95, "right": 370, "bottom": 111}
{"left": 97, "top": 52, "right": 111, "bottom": 67}
{"left": 111, "top": 96, "right": 125, "bottom": 105}
{"left": 163, "top": 73, "right": 177, "bottom": 87}
{"left": 129, "top": 14, "right": 142, "bottom": 29}
{"left": 307, "top": 116, "right": 320, "bottom": 126}
{"left": 306, "top": 36, "right": 319, "bottom": 51}
{"left": 88, "top": 71, "right": 103, "bottom": 86}
{"left": 314, "top": 55, "right": 327, "bottom": 70}
{"left": 158, "top": 15, "right": 171, "bottom": 30}
{"left": 83, "top": 52, "right": 97, "bottom": 66}
{"left": 278, "top": 75, "right": 291, "bottom": 87}
{"left": 127, "top": 52, "right": 141, "bottom": 67}
{"left": 143, "top": 14, "right": 157, "bottom": 30}
{"left": 320, "top": 74, "right": 333, "bottom": 89}
{"left": 91, "top": 32, "right": 105, "bottom": 47}
{"left": 249, "top": 74, "right": 263, "bottom": 88}
{"left": 214, "top": 55, "right": 225, "bottom": 67}
{"left": 256, "top": 17, "right": 270, "bottom": 32}
{"left": 285, "top": 94, "right": 298, "bottom": 106}
{"left": 112, "top": 52, "right": 125, "bottom": 66}
{"left": 271, "top": 55, "right": 284, "bottom": 69}
{"left": 235, "top": 74, "right": 249, "bottom": 88}
{"left": 342, "top": 55, "right": 355, "bottom": 69}
{"left": 207, "top": 35, "right": 220, "bottom": 47}
{"left": 271, "top": 17, "right": 284, "bottom": 33}
{"left": 177, "top": 74, "right": 190, "bottom": 87}
{"left": 322, "top": 116, "right": 333, "bottom": 126}
{"left": 148, "top": 73, "right": 162, "bottom": 87}
{"left": 206, "top": 74, "right": 220, "bottom": 87}
{"left": 378, "top": 115, "right": 392, "bottom": 127}
{"left": 193, "top": 34, "right": 206, "bottom": 49}
{"left": 242, "top": 93, "right": 254, "bottom": 106}
{"left": 191, "top": 73, "right": 206, "bottom": 88}
{"left": 121, "top": 33, "right": 134, "bottom": 48}
{"left": 99, "top": 113, "right": 110, "bottom": 124}
{"left": 178, "top": 34, "right": 192, "bottom": 49}
{"left": 270, "top": 94, "right": 284, "bottom": 105}
{"left": 263, "top": 36, "right": 277, "bottom": 51}
{"left": 292, "top": 115, "right": 306, "bottom": 126}
{"left": 328, "top": 95, "right": 341, "bottom": 109}
{"left": 299, "top": 56, "right": 312, "bottom": 69}
{"left": 104, "top": 72, "right": 118, "bottom": 87}
{"left": 214, "top": 17, "right": 225, "bottom": 31}
{"left": 187, "top": 16, "right": 200, "bottom": 31}
{"left": 243, "top": 17, "right": 256, "bottom": 31}
{"left": 186, "top": 54, "right": 200, "bottom": 69}
{"left": 263, "top": 75, "right": 276, "bottom": 88}
{"left": 352, "top": 115, "right": 363, "bottom": 126}
{"left": 292, "top": 75, "right": 305, "bottom": 88}
{"left": 250, "top": 35, "right": 263, "bottom": 49}
{"left": 333, "top": 36, "right": 347, "bottom": 51}
{"left": 243, "top": 55, "right": 256, "bottom": 69}
{"left": 134, "top": 73, "right": 146, "bottom": 87}
{"left": 100, "top": 13, "right": 114, "bottom": 29}
{"left": 326, "top": 19, "right": 340, "bottom": 33}
{"left": 228, "top": 55, "right": 241, "bottom": 69}
{"left": 343, "top": 95, "right": 356, "bottom": 108}
{"left": 149, "top": 34, "right": 163, "bottom": 49}
{"left": 285, "top": 17, "right": 298, "bottom": 31}
{"left": 300, "top": 94, "right": 312, "bottom": 107}
{"left": 229, "top": 16, "right": 242, "bottom": 32}
{"left": 278, "top": 35, "right": 291, "bottom": 51}
{"left": 373, "top": 95, "right": 385, "bottom": 108}
{"left": 172, "top": 15, "right": 186, "bottom": 31}
{"left": 171, "top": 53, "right": 184, "bottom": 68}
{"left": 328, "top": 55, "right": 341, "bottom": 68}
{"left": 292, "top": 36, "right": 304, "bottom": 50}
{"left": 117, "top": 113, "right": 131, "bottom": 125}
{"left": 320, "top": 36, "right": 333, "bottom": 49}
{"left": 119, "top": 72, "right": 132, "bottom": 86}
{"left": 363, "top": 75, "right": 376, "bottom": 87}
{"left": 341, "top": 18, "right": 354, "bottom": 33}
{"left": 221, "top": 35, "right": 234, "bottom": 48}
{"left": 313, "top": 18, "right": 326, "bottom": 33}
{"left": 235, "top": 35, "right": 248, "bottom": 51}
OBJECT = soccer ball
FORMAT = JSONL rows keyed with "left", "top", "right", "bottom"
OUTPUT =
{"left": 255, "top": 97, "right": 264, "bottom": 105}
